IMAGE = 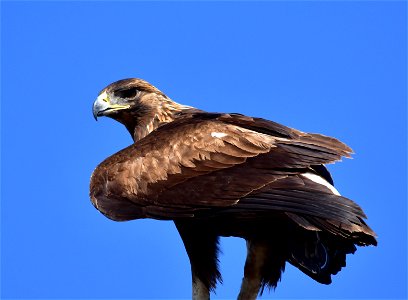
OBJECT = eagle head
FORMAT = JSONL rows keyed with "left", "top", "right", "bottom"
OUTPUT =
{"left": 93, "top": 78, "right": 193, "bottom": 141}
{"left": 92, "top": 78, "right": 168, "bottom": 121}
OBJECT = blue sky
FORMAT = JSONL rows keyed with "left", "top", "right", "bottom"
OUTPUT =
{"left": 1, "top": 1, "right": 406, "bottom": 299}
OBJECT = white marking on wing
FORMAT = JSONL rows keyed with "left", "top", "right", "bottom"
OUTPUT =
{"left": 211, "top": 132, "right": 227, "bottom": 138}
{"left": 302, "top": 172, "right": 341, "bottom": 195}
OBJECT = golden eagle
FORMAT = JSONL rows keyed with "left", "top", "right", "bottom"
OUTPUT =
{"left": 90, "top": 78, "right": 376, "bottom": 299}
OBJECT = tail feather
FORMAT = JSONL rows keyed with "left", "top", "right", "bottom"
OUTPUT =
{"left": 288, "top": 230, "right": 360, "bottom": 284}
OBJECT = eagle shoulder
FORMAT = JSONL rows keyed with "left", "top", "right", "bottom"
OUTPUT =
{"left": 90, "top": 112, "right": 352, "bottom": 221}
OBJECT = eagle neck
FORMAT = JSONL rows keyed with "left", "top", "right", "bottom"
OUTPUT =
{"left": 130, "top": 98, "right": 193, "bottom": 142}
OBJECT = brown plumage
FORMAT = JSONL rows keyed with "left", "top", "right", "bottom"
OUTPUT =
{"left": 90, "top": 78, "right": 376, "bottom": 299}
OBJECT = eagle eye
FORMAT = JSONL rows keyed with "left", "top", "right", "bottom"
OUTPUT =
{"left": 114, "top": 87, "right": 138, "bottom": 99}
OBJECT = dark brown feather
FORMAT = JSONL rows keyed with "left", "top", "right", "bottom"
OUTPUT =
{"left": 90, "top": 113, "right": 356, "bottom": 218}
{"left": 90, "top": 80, "right": 376, "bottom": 294}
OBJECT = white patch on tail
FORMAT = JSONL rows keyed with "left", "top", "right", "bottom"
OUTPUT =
{"left": 211, "top": 132, "right": 227, "bottom": 138}
{"left": 302, "top": 172, "right": 341, "bottom": 196}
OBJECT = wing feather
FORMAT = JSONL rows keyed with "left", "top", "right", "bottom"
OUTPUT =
{"left": 90, "top": 113, "right": 355, "bottom": 222}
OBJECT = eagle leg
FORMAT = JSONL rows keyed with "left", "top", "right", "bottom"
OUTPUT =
{"left": 238, "top": 240, "right": 269, "bottom": 300}
{"left": 192, "top": 276, "right": 210, "bottom": 300}
{"left": 174, "top": 220, "right": 221, "bottom": 300}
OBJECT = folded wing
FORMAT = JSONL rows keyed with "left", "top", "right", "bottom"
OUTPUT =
{"left": 90, "top": 113, "right": 366, "bottom": 233}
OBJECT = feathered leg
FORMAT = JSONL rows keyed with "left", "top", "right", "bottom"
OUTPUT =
{"left": 175, "top": 220, "right": 221, "bottom": 300}
{"left": 192, "top": 275, "right": 210, "bottom": 300}
{"left": 238, "top": 240, "right": 269, "bottom": 300}
{"left": 238, "top": 237, "right": 287, "bottom": 300}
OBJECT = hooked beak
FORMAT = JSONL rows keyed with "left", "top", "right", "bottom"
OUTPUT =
{"left": 92, "top": 91, "right": 130, "bottom": 121}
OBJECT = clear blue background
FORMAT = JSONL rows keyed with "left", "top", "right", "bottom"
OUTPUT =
{"left": 1, "top": 1, "right": 406, "bottom": 299}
